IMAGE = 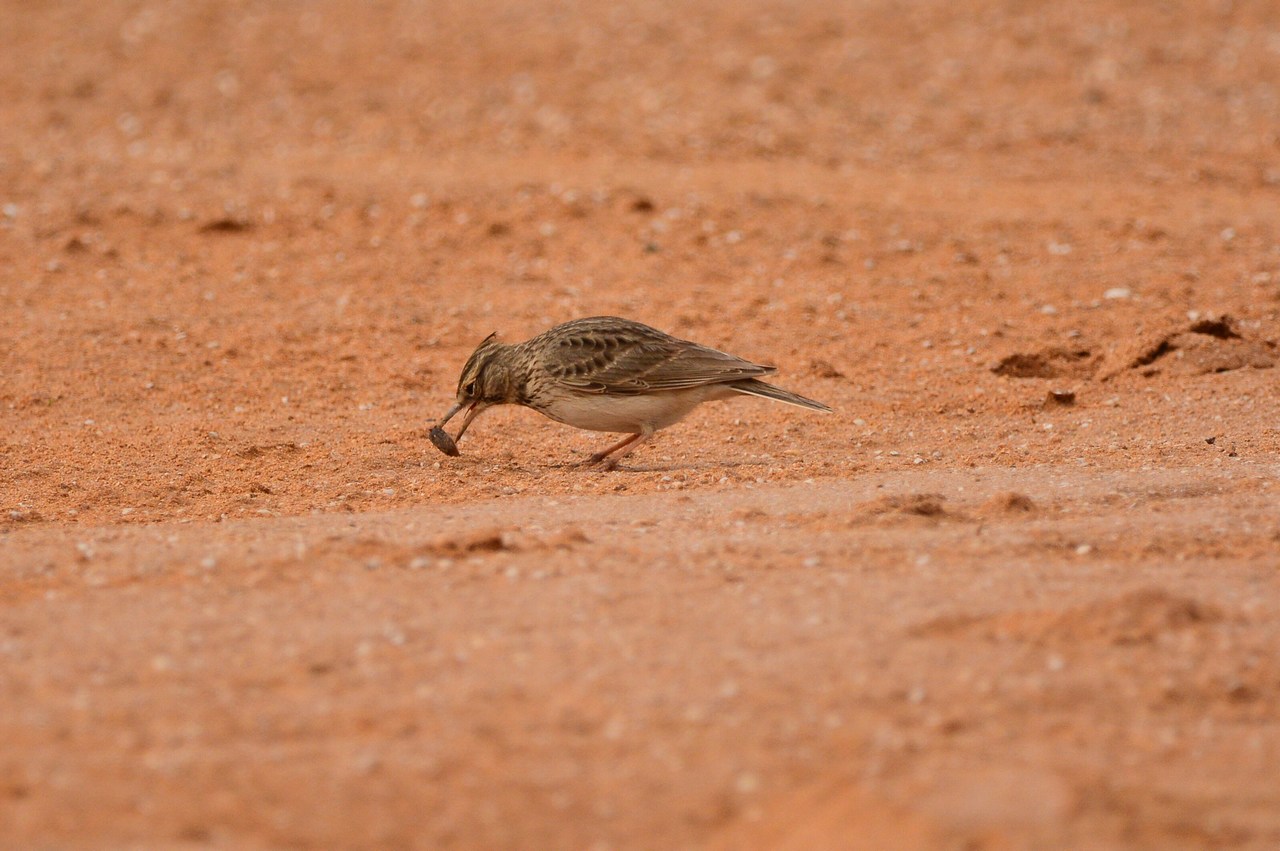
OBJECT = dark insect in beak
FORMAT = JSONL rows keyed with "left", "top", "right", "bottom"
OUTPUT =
{"left": 430, "top": 400, "right": 485, "bottom": 457}
{"left": 428, "top": 425, "right": 459, "bottom": 456}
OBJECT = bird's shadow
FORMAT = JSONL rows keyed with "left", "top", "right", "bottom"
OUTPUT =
{"left": 545, "top": 458, "right": 767, "bottom": 474}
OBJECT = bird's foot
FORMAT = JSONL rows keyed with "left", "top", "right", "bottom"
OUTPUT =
{"left": 582, "top": 452, "right": 620, "bottom": 471}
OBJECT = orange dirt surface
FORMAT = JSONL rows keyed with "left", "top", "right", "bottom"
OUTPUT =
{"left": 2, "top": 1, "right": 1279, "bottom": 848}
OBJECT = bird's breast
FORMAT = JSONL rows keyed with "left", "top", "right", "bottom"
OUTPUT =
{"left": 532, "top": 385, "right": 734, "bottom": 433}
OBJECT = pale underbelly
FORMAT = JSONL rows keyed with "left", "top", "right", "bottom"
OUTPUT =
{"left": 536, "top": 385, "right": 737, "bottom": 433}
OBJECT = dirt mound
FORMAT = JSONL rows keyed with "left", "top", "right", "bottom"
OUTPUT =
{"left": 991, "top": 315, "right": 1277, "bottom": 384}
{"left": 1101, "top": 314, "right": 1277, "bottom": 379}
{"left": 916, "top": 587, "right": 1223, "bottom": 646}
{"left": 991, "top": 347, "right": 1096, "bottom": 379}
{"left": 311, "top": 525, "right": 591, "bottom": 569}
{"left": 979, "top": 491, "right": 1037, "bottom": 515}
{"left": 852, "top": 493, "right": 950, "bottom": 521}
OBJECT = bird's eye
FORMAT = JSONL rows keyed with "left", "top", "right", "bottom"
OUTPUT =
{"left": 463, "top": 381, "right": 477, "bottom": 397}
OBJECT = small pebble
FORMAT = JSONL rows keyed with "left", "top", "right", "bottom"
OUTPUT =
{"left": 1047, "top": 389, "right": 1076, "bottom": 405}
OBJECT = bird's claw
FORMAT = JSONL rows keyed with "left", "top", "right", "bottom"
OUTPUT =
{"left": 583, "top": 454, "right": 619, "bottom": 471}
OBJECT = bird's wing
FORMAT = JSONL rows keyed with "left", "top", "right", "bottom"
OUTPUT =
{"left": 542, "top": 323, "right": 774, "bottom": 395}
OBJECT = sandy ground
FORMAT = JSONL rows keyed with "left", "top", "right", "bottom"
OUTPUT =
{"left": 2, "top": 1, "right": 1279, "bottom": 848}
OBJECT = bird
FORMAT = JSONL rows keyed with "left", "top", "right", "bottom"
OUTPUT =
{"left": 432, "top": 316, "right": 832, "bottom": 469}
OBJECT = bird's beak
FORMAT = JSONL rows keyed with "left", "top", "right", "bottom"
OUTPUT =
{"left": 454, "top": 402, "right": 488, "bottom": 440}
{"left": 437, "top": 400, "right": 487, "bottom": 441}
{"left": 438, "top": 402, "right": 465, "bottom": 427}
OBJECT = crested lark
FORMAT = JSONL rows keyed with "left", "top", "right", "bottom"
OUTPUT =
{"left": 433, "top": 316, "right": 832, "bottom": 469}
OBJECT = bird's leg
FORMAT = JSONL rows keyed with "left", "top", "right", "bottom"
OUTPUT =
{"left": 586, "top": 433, "right": 642, "bottom": 467}
{"left": 585, "top": 431, "right": 650, "bottom": 470}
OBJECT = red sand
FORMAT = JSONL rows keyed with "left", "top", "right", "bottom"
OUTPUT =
{"left": 2, "top": 2, "right": 1279, "bottom": 848}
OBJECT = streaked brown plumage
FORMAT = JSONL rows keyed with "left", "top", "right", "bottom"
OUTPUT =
{"left": 434, "top": 316, "right": 832, "bottom": 469}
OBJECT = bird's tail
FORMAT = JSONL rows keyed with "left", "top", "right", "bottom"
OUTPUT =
{"left": 729, "top": 378, "right": 833, "bottom": 413}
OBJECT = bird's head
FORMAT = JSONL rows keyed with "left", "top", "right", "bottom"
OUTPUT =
{"left": 436, "top": 332, "right": 517, "bottom": 442}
